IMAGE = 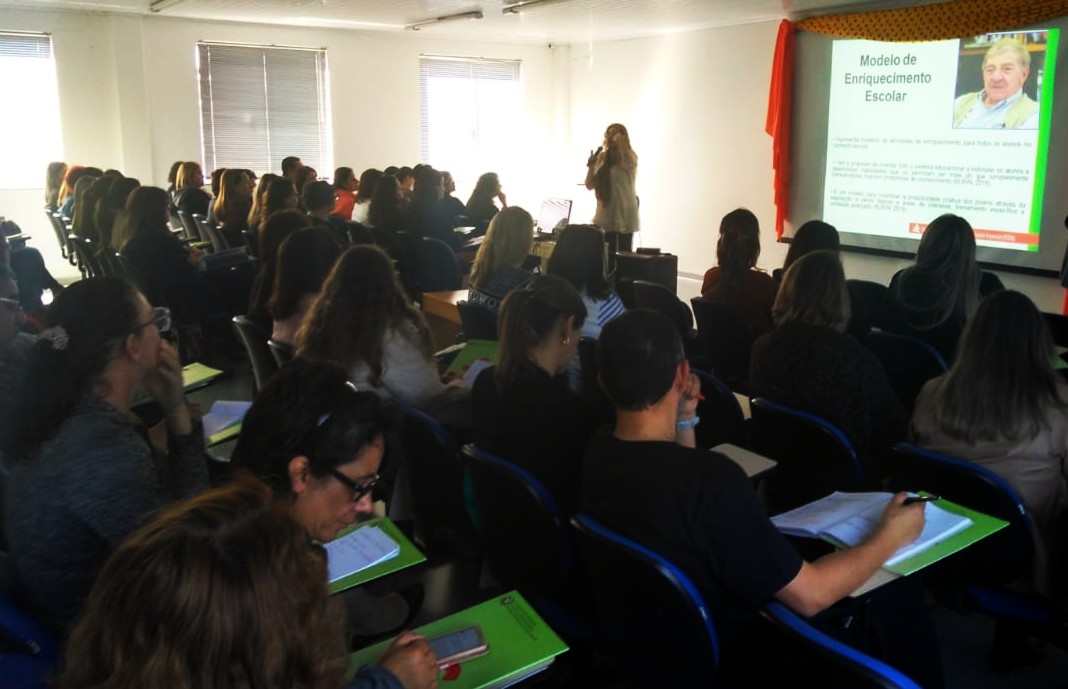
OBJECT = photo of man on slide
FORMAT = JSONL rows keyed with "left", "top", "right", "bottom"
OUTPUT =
{"left": 953, "top": 36, "right": 1040, "bottom": 129}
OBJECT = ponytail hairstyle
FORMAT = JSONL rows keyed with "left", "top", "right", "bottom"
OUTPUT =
{"left": 715, "top": 208, "right": 762, "bottom": 296}
{"left": 2, "top": 277, "right": 142, "bottom": 459}
{"left": 495, "top": 275, "right": 586, "bottom": 386}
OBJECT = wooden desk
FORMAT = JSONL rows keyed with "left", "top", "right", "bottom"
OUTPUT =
{"left": 422, "top": 289, "right": 466, "bottom": 350}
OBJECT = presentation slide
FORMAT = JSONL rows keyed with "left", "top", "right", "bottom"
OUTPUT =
{"left": 790, "top": 23, "right": 1067, "bottom": 273}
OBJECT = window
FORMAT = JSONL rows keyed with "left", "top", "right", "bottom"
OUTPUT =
{"left": 0, "top": 32, "right": 62, "bottom": 190}
{"left": 419, "top": 56, "right": 523, "bottom": 195}
{"left": 197, "top": 42, "right": 332, "bottom": 177}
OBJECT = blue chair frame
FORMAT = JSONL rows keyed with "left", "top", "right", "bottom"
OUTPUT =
{"left": 750, "top": 397, "right": 864, "bottom": 512}
{"left": 762, "top": 601, "right": 923, "bottom": 689}
{"left": 861, "top": 330, "right": 948, "bottom": 413}
{"left": 571, "top": 514, "right": 719, "bottom": 687}
{"left": 692, "top": 369, "right": 747, "bottom": 449}
{"left": 0, "top": 593, "right": 61, "bottom": 689}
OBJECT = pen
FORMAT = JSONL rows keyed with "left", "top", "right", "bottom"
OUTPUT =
{"left": 903, "top": 495, "right": 939, "bottom": 505}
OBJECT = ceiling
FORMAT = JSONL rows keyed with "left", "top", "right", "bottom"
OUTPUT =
{"left": 1, "top": 0, "right": 952, "bottom": 44}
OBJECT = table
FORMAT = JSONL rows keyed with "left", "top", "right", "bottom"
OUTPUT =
{"left": 423, "top": 289, "right": 466, "bottom": 350}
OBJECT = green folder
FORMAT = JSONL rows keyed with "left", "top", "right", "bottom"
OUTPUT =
{"left": 206, "top": 422, "right": 242, "bottom": 447}
{"left": 328, "top": 517, "right": 426, "bottom": 594}
{"left": 882, "top": 494, "right": 1008, "bottom": 576}
{"left": 182, "top": 362, "right": 225, "bottom": 391}
{"left": 348, "top": 591, "right": 569, "bottom": 689}
{"left": 445, "top": 339, "right": 499, "bottom": 379}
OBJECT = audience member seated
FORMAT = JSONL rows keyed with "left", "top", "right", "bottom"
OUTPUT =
{"left": 298, "top": 245, "right": 469, "bottom": 422}
{"left": 749, "top": 251, "right": 906, "bottom": 481}
{"left": 546, "top": 224, "right": 626, "bottom": 391}
{"left": 247, "top": 209, "right": 313, "bottom": 327}
{"left": 468, "top": 206, "right": 535, "bottom": 314}
{"left": 304, "top": 180, "right": 351, "bottom": 247}
{"left": 170, "top": 161, "right": 212, "bottom": 218}
{"left": 368, "top": 174, "right": 412, "bottom": 232}
{"left": 910, "top": 290, "right": 1067, "bottom": 594}
{"left": 45, "top": 161, "right": 68, "bottom": 213}
{"left": 472, "top": 276, "right": 597, "bottom": 514}
{"left": 0, "top": 224, "right": 64, "bottom": 328}
{"left": 772, "top": 219, "right": 840, "bottom": 283}
{"left": 333, "top": 166, "right": 358, "bottom": 220}
{"left": 58, "top": 166, "right": 102, "bottom": 219}
{"left": 94, "top": 176, "right": 140, "bottom": 254}
{"left": 465, "top": 172, "right": 506, "bottom": 236}
{"left": 281, "top": 155, "right": 303, "bottom": 185}
{"left": 700, "top": 207, "right": 778, "bottom": 336}
{"left": 413, "top": 168, "right": 463, "bottom": 251}
{"left": 0, "top": 263, "right": 33, "bottom": 433}
{"left": 118, "top": 187, "right": 205, "bottom": 313}
{"left": 581, "top": 309, "right": 941, "bottom": 687}
{"left": 247, "top": 172, "right": 278, "bottom": 235}
{"left": 250, "top": 175, "right": 298, "bottom": 238}
{"left": 212, "top": 168, "right": 254, "bottom": 247}
{"left": 269, "top": 227, "right": 343, "bottom": 347}
{"left": 352, "top": 168, "right": 382, "bottom": 224}
{"left": 72, "top": 174, "right": 113, "bottom": 244}
{"left": 440, "top": 170, "right": 466, "bottom": 221}
{"left": 59, "top": 476, "right": 438, "bottom": 689}
{"left": 2, "top": 277, "right": 208, "bottom": 635}
{"left": 294, "top": 166, "right": 318, "bottom": 206}
{"left": 883, "top": 213, "right": 1004, "bottom": 362}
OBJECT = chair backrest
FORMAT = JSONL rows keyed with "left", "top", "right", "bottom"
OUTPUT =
{"left": 267, "top": 338, "right": 295, "bottom": 369}
{"left": 692, "top": 369, "right": 747, "bottom": 449}
{"left": 419, "top": 237, "right": 462, "bottom": 293}
{"left": 749, "top": 397, "right": 865, "bottom": 513}
{"left": 231, "top": 316, "right": 279, "bottom": 392}
{"left": 347, "top": 222, "right": 375, "bottom": 246}
{"left": 632, "top": 279, "right": 693, "bottom": 333}
{"left": 571, "top": 515, "right": 719, "bottom": 687}
{"left": 68, "top": 234, "right": 102, "bottom": 278}
{"left": 576, "top": 337, "right": 615, "bottom": 425}
{"left": 455, "top": 300, "right": 498, "bottom": 341}
{"left": 461, "top": 445, "right": 571, "bottom": 599}
{"left": 45, "top": 210, "right": 68, "bottom": 259}
{"left": 887, "top": 443, "right": 1034, "bottom": 586}
{"left": 846, "top": 279, "right": 891, "bottom": 332}
{"left": 196, "top": 216, "right": 230, "bottom": 252}
{"left": 861, "top": 330, "right": 948, "bottom": 414}
{"left": 177, "top": 210, "right": 201, "bottom": 241}
{"left": 690, "top": 297, "right": 756, "bottom": 392}
{"left": 761, "top": 601, "right": 923, "bottom": 689}
{"left": 0, "top": 585, "right": 61, "bottom": 689}
{"left": 394, "top": 404, "right": 478, "bottom": 557}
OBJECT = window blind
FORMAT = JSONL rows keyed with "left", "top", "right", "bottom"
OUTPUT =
{"left": 197, "top": 42, "right": 331, "bottom": 177}
{"left": 0, "top": 32, "right": 61, "bottom": 190}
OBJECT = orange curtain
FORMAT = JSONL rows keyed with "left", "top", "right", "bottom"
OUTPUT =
{"left": 765, "top": 20, "right": 794, "bottom": 241}
{"left": 796, "top": 0, "right": 1068, "bottom": 42}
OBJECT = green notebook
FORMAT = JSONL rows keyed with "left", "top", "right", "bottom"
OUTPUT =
{"left": 182, "top": 362, "right": 225, "bottom": 391}
{"left": 327, "top": 517, "right": 426, "bottom": 594}
{"left": 445, "top": 339, "right": 499, "bottom": 383}
{"left": 882, "top": 494, "right": 1008, "bottom": 576}
{"left": 348, "top": 591, "right": 568, "bottom": 689}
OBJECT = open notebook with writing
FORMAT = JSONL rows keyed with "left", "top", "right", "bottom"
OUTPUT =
{"left": 771, "top": 491, "right": 975, "bottom": 571}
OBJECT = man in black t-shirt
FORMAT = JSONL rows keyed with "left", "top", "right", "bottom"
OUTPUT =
{"left": 582, "top": 309, "right": 930, "bottom": 680}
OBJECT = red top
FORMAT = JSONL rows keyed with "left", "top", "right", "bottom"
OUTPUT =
{"left": 333, "top": 189, "right": 355, "bottom": 220}
{"left": 700, "top": 266, "right": 778, "bottom": 335}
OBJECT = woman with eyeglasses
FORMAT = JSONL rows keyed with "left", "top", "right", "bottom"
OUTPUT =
{"left": 231, "top": 359, "right": 426, "bottom": 646}
{"left": 2, "top": 276, "right": 208, "bottom": 635}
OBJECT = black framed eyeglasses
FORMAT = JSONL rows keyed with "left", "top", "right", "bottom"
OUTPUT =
{"left": 131, "top": 306, "right": 172, "bottom": 334}
{"left": 0, "top": 296, "right": 21, "bottom": 313}
{"left": 328, "top": 468, "right": 380, "bottom": 503}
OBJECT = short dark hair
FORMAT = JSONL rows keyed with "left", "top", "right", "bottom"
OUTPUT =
{"left": 301, "top": 181, "right": 335, "bottom": 212}
{"left": 231, "top": 359, "right": 389, "bottom": 498}
{"left": 597, "top": 309, "right": 684, "bottom": 411}
{"left": 281, "top": 157, "right": 302, "bottom": 175}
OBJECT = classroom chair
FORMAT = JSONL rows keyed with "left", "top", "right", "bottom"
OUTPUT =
{"left": 67, "top": 234, "right": 102, "bottom": 279}
{"left": 861, "top": 330, "right": 947, "bottom": 414}
{"left": 231, "top": 316, "right": 279, "bottom": 393}
{"left": 692, "top": 368, "right": 747, "bottom": 449}
{"left": 0, "top": 585, "right": 61, "bottom": 689}
{"left": 456, "top": 301, "right": 498, "bottom": 341}
{"left": 267, "top": 338, "right": 294, "bottom": 369}
{"left": 571, "top": 514, "right": 719, "bottom": 688}
{"left": 749, "top": 398, "right": 865, "bottom": 513}
{"left": 419, "top": 237, "right": 462, "bottom": 292}
{"left": 45, "top": 210, "right": 69, "bottom": 262}
{"left": 690, "top": 296, "right": 755, "bottom": 394}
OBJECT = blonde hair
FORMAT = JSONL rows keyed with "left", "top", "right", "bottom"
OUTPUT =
{"left": 773, "top": 250, "right": 850, "bottom": 332}
{"left": 175, "top": 161, "right": 202, "bottom": 189}
{"left": 469, "top": 206, "right": 534, "bottom": 288}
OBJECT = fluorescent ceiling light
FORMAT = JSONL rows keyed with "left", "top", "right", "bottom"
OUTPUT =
{"left": 501, "top": 0, "right": 569, "bottom": 14}
{"left": 406, "top": 10, "right": 484, "bottom": 30}
{"left": 149, "top": 0, "right": 186, "bottom": 12}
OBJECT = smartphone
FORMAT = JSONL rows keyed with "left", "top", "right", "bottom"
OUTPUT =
{"left": 427, "top": 626, "right": 489, "bottom": 667}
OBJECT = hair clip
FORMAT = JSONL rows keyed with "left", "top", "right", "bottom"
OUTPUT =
{"left": 38, "top": 325, "right": 69, "bottom": 351}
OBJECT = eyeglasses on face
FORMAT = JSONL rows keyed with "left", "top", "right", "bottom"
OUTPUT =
{"left": 327, "top": 468, "right": 380, "bottom": 503}
{"left": 131, "top": 306, "right": 172, "bottom": 334}
{"left": 0, "top": 296, "right": 22, "bottom": 313}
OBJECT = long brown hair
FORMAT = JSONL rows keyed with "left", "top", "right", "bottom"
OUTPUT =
{"left": 297, "top": 245, "right": 431, "bottom": 386}
{"left": 212, "top": 169, "right": 250, "bottom": 223}
{"left": 60, "top": 475, "right": 345, "bottom": 689}
{"left": 593, "top": 123, "right": 637, "bottom": 204}
{"left": 715, "top": 208, "right": 761, "bottom": 296}
{"left": 496, "top": 275, "right": 586, "bottom": 385}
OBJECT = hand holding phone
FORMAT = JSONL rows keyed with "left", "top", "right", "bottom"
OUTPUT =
{"left": 428, "top": 626, "right": 489, "bottom": 667}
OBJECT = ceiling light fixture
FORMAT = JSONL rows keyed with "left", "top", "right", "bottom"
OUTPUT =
{"left": 405, "top": 10, "right": 483, "bottom": 30}
{"left": 149, "top": 0, "right": 186, "bottom": 12}
{"left": 501, "top": 0, "right": 568, "bottom": 15}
